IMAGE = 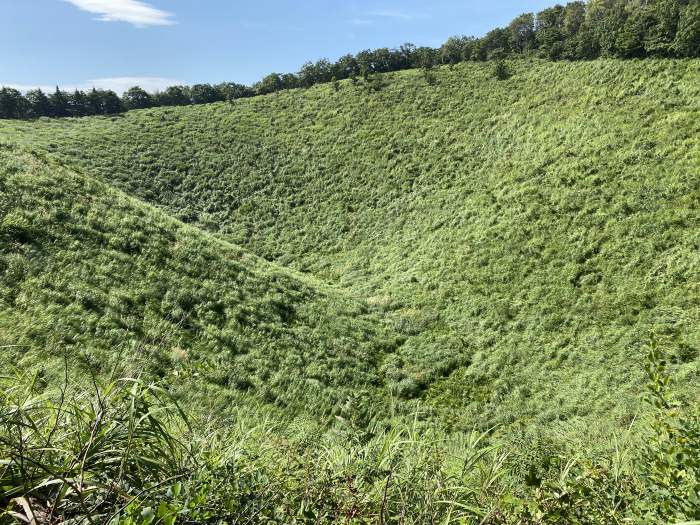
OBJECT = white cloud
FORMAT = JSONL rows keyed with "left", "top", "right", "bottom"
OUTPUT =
{"left": 3, "top": 77, "right": 184, "bottom": 94}
{"left": 64, "top": 0, "right": 174, "bottom": 27}
{"left": 87, "top": 77, "right": 184, "bottom": 93}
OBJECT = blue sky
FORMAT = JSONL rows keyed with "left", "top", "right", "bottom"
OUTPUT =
{"left": 2, "top": 0, "right": 556, "bottom": 93}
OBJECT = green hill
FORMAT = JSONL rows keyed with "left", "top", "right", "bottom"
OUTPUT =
{"left": 1, "top": 58, "right": 699, "bottom": 523}
{"left": 2, "top": 59, "right": 698, "bottom": 430}
{"left": 0, "top": 144, "right": 391, "bottom": 415}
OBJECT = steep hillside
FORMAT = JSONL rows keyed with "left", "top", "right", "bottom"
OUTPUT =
{"left": 1, "top": 59, "right": 699, "bottom": 434}
{"left": 0, "top": 144, "right": 391, "bottom": 415}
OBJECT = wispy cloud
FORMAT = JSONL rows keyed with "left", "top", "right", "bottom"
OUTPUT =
{"left": 63, "top": 0, "right": 175, "bottom": 27}
{"left": 363, "top": 9, "right": 429, "bottom": 21}
{"left": 3, "top": 77, "right": 184, "bottom": 94}
{"left": 87, "top": 77, "right": 184, "bottom": 93}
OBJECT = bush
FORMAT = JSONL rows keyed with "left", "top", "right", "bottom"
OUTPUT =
{"left": 494, "top": 61, "right": 511, "bottom": 80}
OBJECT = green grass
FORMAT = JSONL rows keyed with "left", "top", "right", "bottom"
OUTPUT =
{"left": 0, "top": 370, "right": 515, "bottom": 524}
{"left": 2, "top": 344, "right": 697, "bottom": 523}
{"left": 0, "top": 145, "right": 394, "bottom": 416}
{"left": 2, "top": 59, "right": 698, "bottom": 432}
{"left": 0, "top": 58, "right": 699, "bottom": 522}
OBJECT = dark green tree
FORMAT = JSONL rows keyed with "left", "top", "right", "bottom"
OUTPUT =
{"left": 356, "top": 50, "right": 375, "bottom": 80}
{"left": 616, "top": 3, "right": 653, "bottom": 58}
{"left": 675, "top": 0, "right": 700, "bottom": 57}
{"left": 536, "top": 5, "right": 566, "bottom": 59}
{"left": 190, "top": 84, "right": 222, "bottom": 105}
{"left": 334, "top": 54, "right": 360, "bottom": 80}
{"left": 476, "top": 28, "right": 512, "bottom": 61}
{"left": 25, "top": 89, "right": 51, "bottom": 118}
{"left": 414, "top": 47, "right": 438, "bottom": 70}
{"left": 494, "top": 61, "right": 512, "bottom": 80}
{"left": 590, "top": 0, "right": 628, "bottom": 57}
{"left": 216, "top": 82, "right": 252, "bottom": 101}
{"left": 643, "top": 0, "right": 681, "bottom": 56}
{"left": 255, "top": 73, "right": 284, "bottom": 95}
{"left": 122, "top": 86, "right": 152, "bottom": 110}
{"left": 0, "top": 87, "right": 29, "bottom": 119}
{"left": 48, "top": 87, "right": 69, "bottom": 117}
{"left": 298, "top": 59, "right": 333, "bottom": 88}
{"left": 398, "top": 43, "right": 418, "bottom": 68}
{"left": 440, "top": 36, "right": 475, "bottom": 63}
{"left": 279, "top": 74, "right": 298, "bottom": 90}
{"left": 155, "top": 86, "right": 191, "bottom": 106}
{"left": 86, "top": 88, "right": 103, "bottom": 115}
{"left": 561, "top": 1, "right": 594, "bottom": 59}
{"left": 510, "top": 13, "right": 536, "bottom": 53}
{"left": 68, "top": 90, "right": 89, "bottom": 117}
{"left": 102, "top": 90, "right": 124, "bottom": 114}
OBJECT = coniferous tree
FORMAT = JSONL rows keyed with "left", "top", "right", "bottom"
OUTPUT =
{"left": 68, "top": 90, "right": 89, "bottom": 117}
{"left": 86, "top": 88, "right": 104, "bottom": 115}
{"left": 48, "top": 87, "right": 69, "bottom": 118}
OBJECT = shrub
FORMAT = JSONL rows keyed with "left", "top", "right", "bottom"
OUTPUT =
{"left": 494, "top": 61, "right": 511, "bottom": 80}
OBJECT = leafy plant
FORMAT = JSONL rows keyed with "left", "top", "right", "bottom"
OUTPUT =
{"left": 635, "top": 336, "right": 700, "bottom": 523}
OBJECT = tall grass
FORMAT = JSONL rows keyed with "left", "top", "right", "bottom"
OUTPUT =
{"left": 1, "top": 59, "right": 699, "bottom": 523}
{"left": 0, "top": 368, "right": 513, "bottom": 524}
{"left": 0, "top": 369, "right": 193, "bottom": 523}
{"left": 1, "top": 341, "right": 698, "bottom": 524}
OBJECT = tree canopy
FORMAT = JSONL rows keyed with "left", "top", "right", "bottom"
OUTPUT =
{"left": 1, "top": 0, "right": 698, "bottom": 121}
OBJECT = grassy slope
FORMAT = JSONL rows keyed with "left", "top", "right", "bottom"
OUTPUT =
{"left": 0, "top": 144, "right": 391, "bottom": 415}
{"left": 1, "top": 59, "right": 698, "bottom": 435}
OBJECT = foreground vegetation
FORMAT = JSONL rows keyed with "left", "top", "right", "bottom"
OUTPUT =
{"left": 1, "top": 342, "right": 698, "bottom": 524}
